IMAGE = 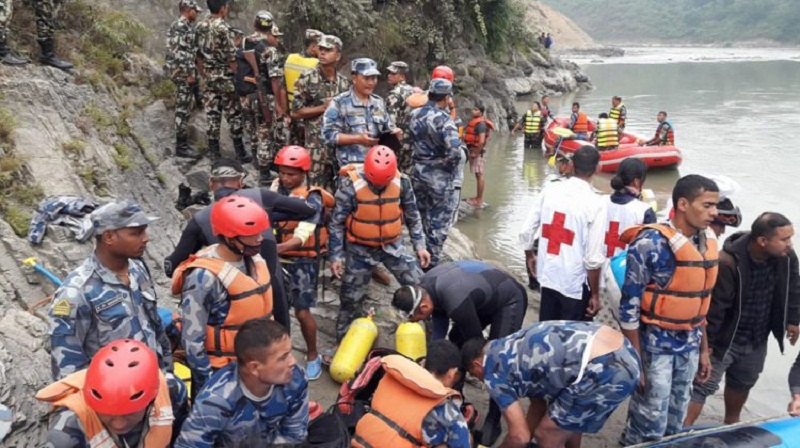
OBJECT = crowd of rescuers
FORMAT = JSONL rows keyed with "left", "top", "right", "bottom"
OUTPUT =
{"left": 33, "top": 0, "right": 800, "bottom": 446}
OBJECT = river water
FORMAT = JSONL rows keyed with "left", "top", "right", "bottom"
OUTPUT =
{"left": 456, "top": 47, "right": 800, "bottom": 420}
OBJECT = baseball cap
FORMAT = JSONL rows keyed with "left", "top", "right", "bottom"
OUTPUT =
{"left": 429, "top": 78, "right": 453, "bottom": 95}
{"left": 351, "top": 58, "right": 380, "bottom": 77}
{"left": 91, "top": 200, "right": 159, "bottom": 234}
{"left": 178, "top": 0, "right": 202, "bottom": 11}
{"left": 305, "top": 29, "right": 323, "bottom": 41}
{"left": 386, "top": 61, "right": 409, "bottom": 74}
{"left": 318, "top": 34, "right": 342, "bottom": 50}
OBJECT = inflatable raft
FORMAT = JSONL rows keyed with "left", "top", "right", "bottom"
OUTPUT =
{"left": 635, "top": 416, "right": 800, "bottom": 447}
{"left": 543, "top": 117, "right": 682, "bottom": 173}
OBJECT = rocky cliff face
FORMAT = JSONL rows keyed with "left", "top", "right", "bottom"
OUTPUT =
{"left": 0, "top": 0, "right": 582, "bottom": 444}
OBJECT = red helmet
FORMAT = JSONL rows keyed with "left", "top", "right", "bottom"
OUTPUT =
{"left": 83, "top": 339, "right": 160, "bottom": 416}
{"left": 431, "top": 65, "right": 454, "bottom": 82}
{"left": 211, "top": 196, "right": 270, "bottom": 238}
{"left": 364, "top": 146, "right": 397, "bottom": 188}
{"left": 274, "top": 145, "right": 311, "bottom": 172}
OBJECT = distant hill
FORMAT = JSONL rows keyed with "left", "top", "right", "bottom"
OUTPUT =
{"left": 523, "top": 1, "right": 597, "bottom": 49}
{"left": 542, "top": 0, "right": 800, "bottom": 45}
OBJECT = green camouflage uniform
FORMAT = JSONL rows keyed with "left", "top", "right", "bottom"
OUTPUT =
{"left": 195, "top": 16, "right": 243, "bottom": 143}
{"left": 291, "top": 67, "right": 350, "bottom": 191}
{"left": 386, "top": 81, "right": 416, "bottom": 173}
{"left": 258, "top": 41, "right": 287, "bottom": 169}
{"left": 0, "top": 0, "right": 55, "bottom": 46}
{"left": 165, "top": 15, "right": 199, "bottom": 141}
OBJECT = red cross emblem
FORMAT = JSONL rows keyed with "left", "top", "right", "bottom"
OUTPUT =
{"left": 542, "top": 212, "right": 575, "bottom": 255}
{"left": 605, "top": 221, "right": 627, "bottom": 257}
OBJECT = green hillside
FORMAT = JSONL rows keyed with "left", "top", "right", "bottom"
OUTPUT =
{"left": 542, "top": 0, "right": 800, "bottom": 44}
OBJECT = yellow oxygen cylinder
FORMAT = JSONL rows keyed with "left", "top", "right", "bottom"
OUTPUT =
{"left": 329, "top": 315, "right": 378, "bottom": 383}
{"left": 642, "top": 188, "right": 658, "bottom": 212}
{"left": 174, "top": 361, "right": 192, "bottom": 398}
{"left": 395, "top": 322, "right": 426, "bottom": 361}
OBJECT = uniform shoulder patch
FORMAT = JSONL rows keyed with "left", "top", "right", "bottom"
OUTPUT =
{"left": 51, "top": 299, "right": 72, "bottom": 317}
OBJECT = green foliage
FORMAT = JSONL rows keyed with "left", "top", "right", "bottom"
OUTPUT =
{"left": 82, "top": 103, "right": 115, "bottom": 129}
{"left": 545, "top": 0, "right": 800, "bottom": 43}
{"left": 287, "top": 0, "right": 375, "bottom": 42}
{"left": 0, "top": 205, "right": 30, "bottom": 237}
{"left": 0, "top": 108, "right": 17, "bottom": 145}
{"left": 61, "top": 139, "right": 87, "bottom": 154}
{"left": 112, "top": 143, "right": 135, "bottom": 171}
{"left": 60, "top": 0, "right": 147, "bottom": 81}
{"left": 156, "top": 172, "right": 167, "bottom": 186}
{"left": 151, "top": 80, "right": 177, "bottom": 102}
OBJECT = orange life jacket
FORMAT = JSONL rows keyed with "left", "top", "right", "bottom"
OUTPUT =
{"left": 352, "top": 355, "right": 460, "bottom": 448}
{"left": 464, "top": 117, "right": 495, "bottom": 146}
{"left": 342, "top": 165, "right": 404, "bottom": 247}
{"left": 36, "top": 370, "right": 173, "bottom": 448}
{"left": 275, "top": 186, "right": 335, "bottom": 258}
{"left": 571, "top": 112, "right": 589, "bottom": 133}
{"left": 170, "top": 246, "right": 273, "bottom": 368}
{"left": 405, "top": 93, "right": 458, "bottom": 122}
{"left": 620, "top": 224, "right": 719, "bottom": 330}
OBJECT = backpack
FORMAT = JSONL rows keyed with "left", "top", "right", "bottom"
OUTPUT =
{"left": 302, "top": 405, "right": 351, "bottom": 448}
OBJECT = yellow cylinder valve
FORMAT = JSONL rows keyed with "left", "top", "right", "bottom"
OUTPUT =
{"left": 395, "top": 322, "right": 427, "bottom": 361}
{"left": 329, "top": 315, "right": 378, "bottom": 383}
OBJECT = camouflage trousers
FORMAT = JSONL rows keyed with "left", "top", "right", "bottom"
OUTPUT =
{"left": 397, "top": 138, "right": 414, "bottom": 176}
{"left": 306, "top": 135, "right": 336, "bottom": 192}
{"left": 283, "top": 259, "right": 319, "bottom": 311}
{"left": 0, "top": 0, "right": 55, "bottom": 45}
{"left": 240, "top": 94, "right": 271, "bottom": 163}
{"left": 412, "top": 177, "right": 455, "bottom": 268}
{"left": 203, "top": 78, "right": 243, "bottom": 142}
{"left": 620, "top": 349, "right": 699, "bottom": 445}
{"left": 174, "top": 79, "right": 194, "bottom": 139}
{"left": 336, "top": 243, "right": 422, "bottom": 341}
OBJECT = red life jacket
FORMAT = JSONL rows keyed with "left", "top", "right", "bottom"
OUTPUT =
{"left": 571, "top": 112, "right": 589, "bottom": 133}
{"left": 464, "top": 117, "right": 495, "bottom": 146}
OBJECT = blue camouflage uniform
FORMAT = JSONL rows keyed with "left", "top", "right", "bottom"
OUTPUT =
{"left": 421, "top": 399, "right": 472, "bottom": 447}
{"left": 44, "top": 381, "right": 187, "bottom": 448}
{"left": 408, "top": 90, "right": 462, "bottom": 268}
{"left": 322, "top": 59, "right": 396, "bottom": 169}
{"left": 28, "top": 195, "right": 97, "bottom": 245}
{"left": 483, "top": 321, "right": 639, "bottom": 433}
{"left": 179, "top": 249, "right": 256, "bottom": 391}
{"left": 174, "top": 363, "right": 308, "bottom": 447}
{"left": 47, "top": 200, "right": 187, "bottom": 419}
{"left": 329, "top": 169, "right": 425, "bottom": 340}
{"left": 272, "top": 181, "right": 325, "bottom": 311}
{"left": 619, "top": 228, "right": 704, "bottom": 445}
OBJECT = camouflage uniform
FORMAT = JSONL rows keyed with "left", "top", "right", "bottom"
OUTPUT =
{"left": 28, "top": 195, "right": 97, "bottom": 245}
{"left": 0, "top": 0, "right": 54, "bottom": 46}
{"left": 323, "top": 87, "right": 396, "bottom": 168}
{"left": 408, "top": 96, "right": 462, "bottom": 268}
{"left": 271, "top": 182, "right": 325, "bottom": 311}
{"left": 328, "top": 169, "right": 425, "bottom": 340}
{"left": 292, "top": 67, "right": 350, "bottom": 190}
{"left": 196, "top": 16, "right": 243, "bottom": 145}
{"left": 421, "top": 399, "right": 472, "bottom": 447}
{"left": 174, "top": 363, "right": 308, "bottom": 447}
{"left": 179, "top": 247, "right": 273, "bottom": 390}
{"left": 255, "top": 41, "right": 287, "bottom": 169}
{"left": 482, "top": 321, "right": 640, "bottom": 433}
{"left": 47, "top": 201, "right": 187, "bottom": 414}
{"left": 619, "top": 228, "right": 704, "bottom": 445}
{"left": 165, "top": 13, "right": 200, "bottom": 143}
{"left": 45, "top": 381, "right": 187, "bottom": 447}
{"left": 386, "top": 75, "right": 415, "bottom": 173}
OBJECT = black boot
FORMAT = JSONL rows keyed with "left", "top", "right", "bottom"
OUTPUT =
{"left": 233, "top": 138, "right": 253, "bottom": 164}
{"left": 175, "top": 135, "right": 200, "bottom": 159}
{"left": 38, "top": 39, "right": 73, "bottom": 71}
{"left": 0, "top": 42, "right": 29, "bottom": 66}
{"left": 207, "top": 139, "right": 221, "bottom": 160}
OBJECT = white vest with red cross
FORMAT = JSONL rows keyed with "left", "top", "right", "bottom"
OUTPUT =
{"left": 536, "top": 177, "right": 607, "bottom": 300}
{"left": 604, "top": 196, "right": 653, "bottom": 258}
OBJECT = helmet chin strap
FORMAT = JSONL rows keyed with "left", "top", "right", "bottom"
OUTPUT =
{"left": 222, "top": 237, "right": 245, "bottom": 256}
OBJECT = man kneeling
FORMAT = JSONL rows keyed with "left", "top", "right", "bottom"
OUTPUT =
{"left": 175, "top": 317, "right": 308, "bottom": 447}
{"left": 37, "top": 339, "right": 179, "bottom": 447}
{"left": 353, "top": 340, "right": 471, "bottom": 448}
{"left": 461, "top": 322, "right": 640, "bottom": 448}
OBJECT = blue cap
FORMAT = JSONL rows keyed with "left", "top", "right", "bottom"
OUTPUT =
{"left": 429, "top": 78, "right": 453, "bottom": 95}
{"left": 91, "top": 199, "right": 159, "bottom": 233}
{"left": 351, "top": 58, "right": 380, "bottom": 76}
